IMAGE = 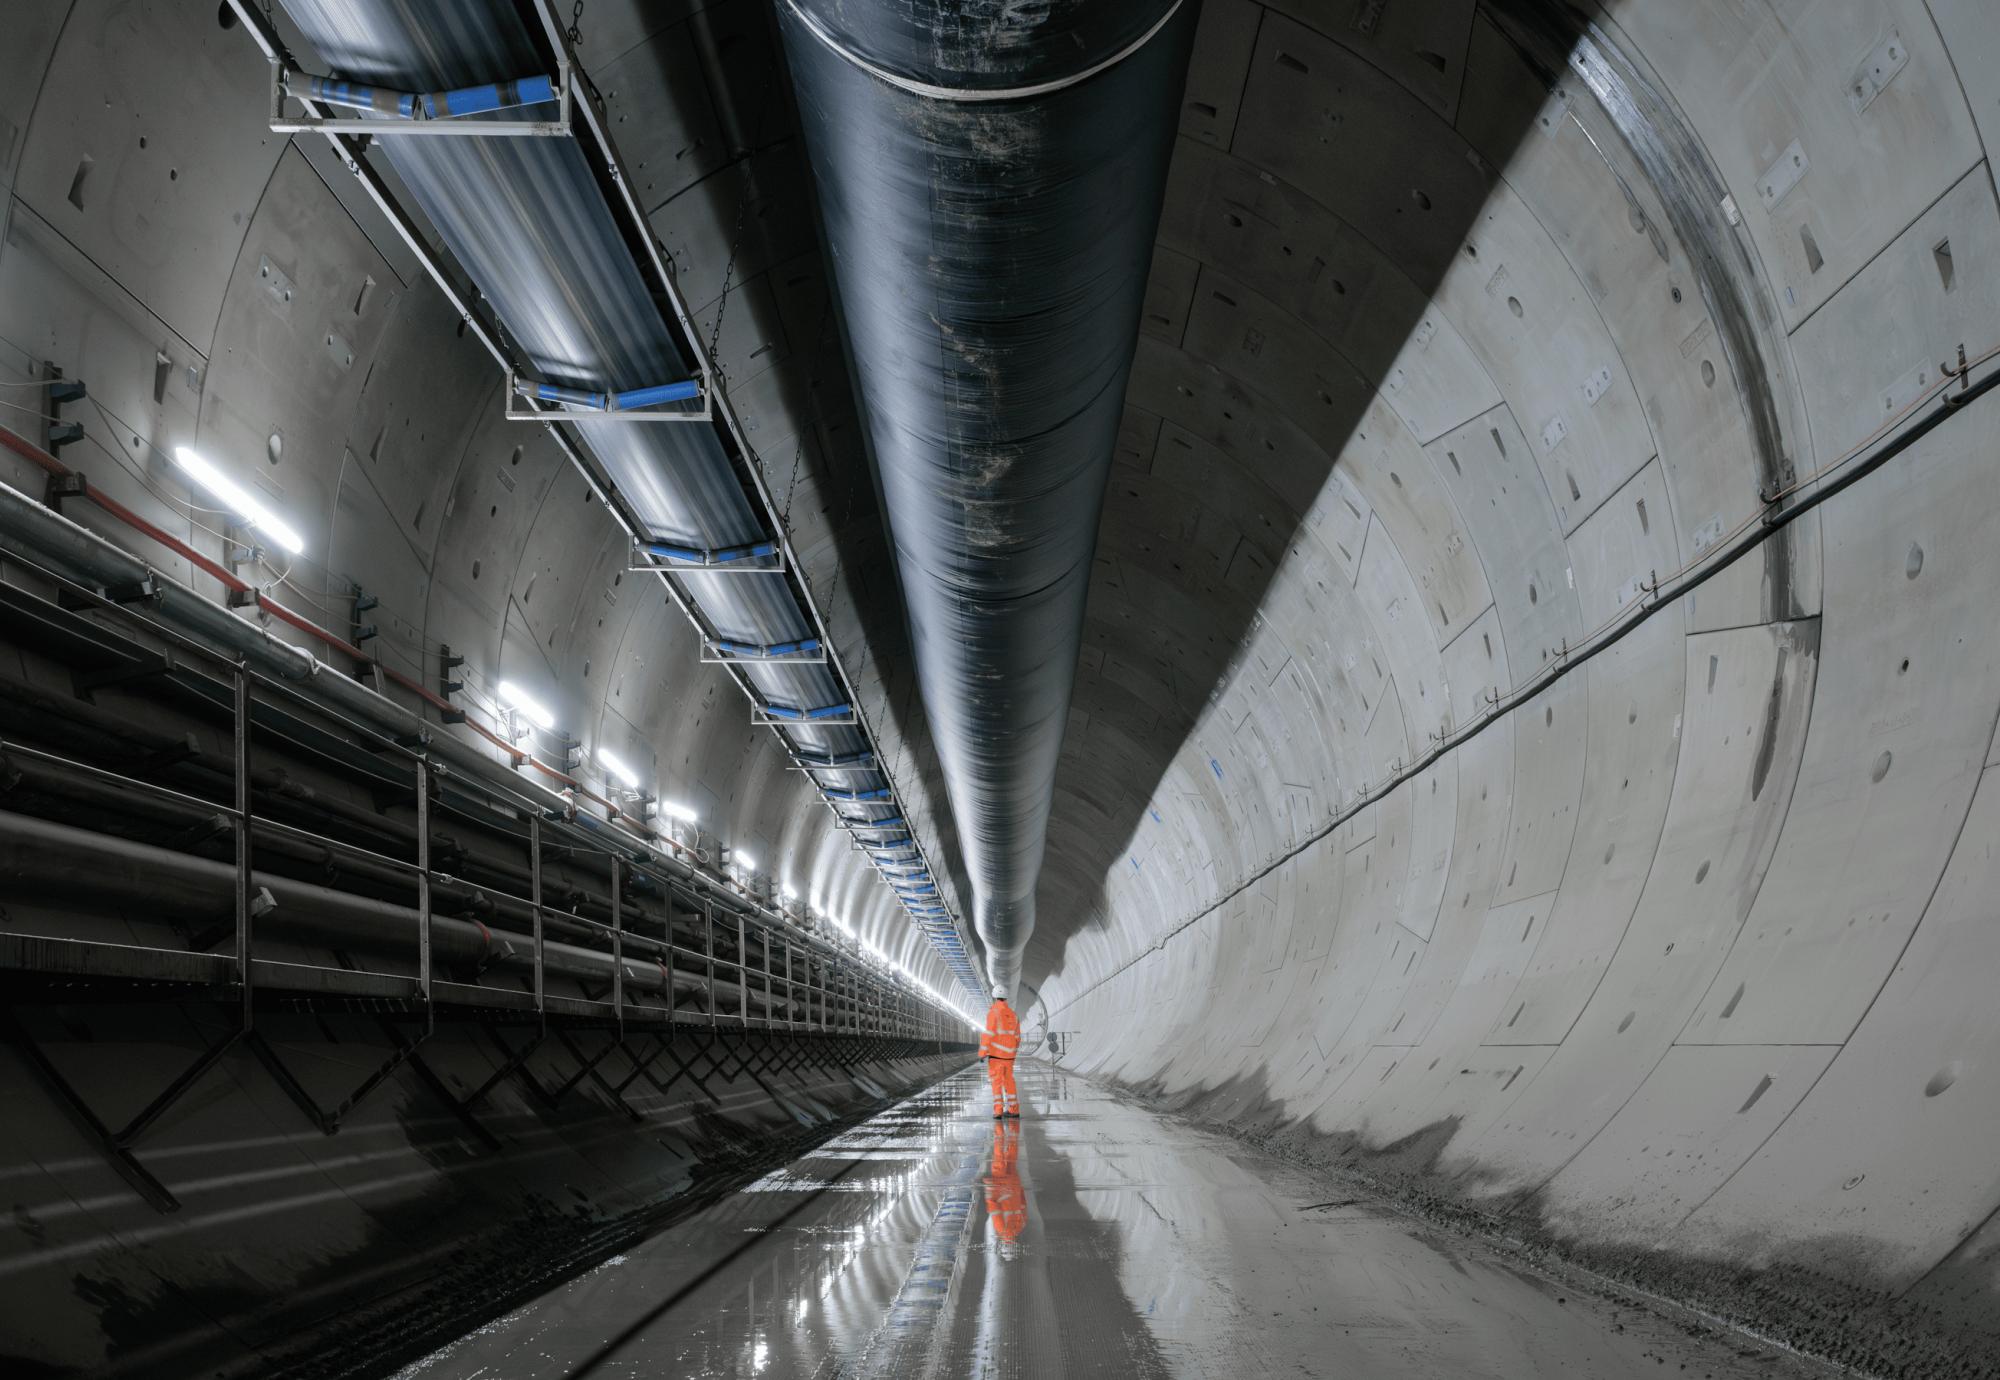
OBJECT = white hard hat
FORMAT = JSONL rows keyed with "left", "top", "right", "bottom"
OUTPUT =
{"left": 993, "top": 984, "right": 1008, "bottom": 1000}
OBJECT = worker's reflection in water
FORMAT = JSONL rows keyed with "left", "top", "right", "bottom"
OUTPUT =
{"left": 984, "top": 1117, "right": 1026, "bottom": 1257}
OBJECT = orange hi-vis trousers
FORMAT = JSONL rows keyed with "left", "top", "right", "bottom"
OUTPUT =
{"left": 986, "top": 1055, "right": 1017, "bottom": 1117}
{"left": 980, "top": 999, "right": 1021, "bottom": 1116}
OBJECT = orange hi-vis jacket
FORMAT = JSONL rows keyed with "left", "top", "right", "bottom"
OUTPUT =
{"left": 980, "top": 1000, "right": 1021, "bottom": 1061}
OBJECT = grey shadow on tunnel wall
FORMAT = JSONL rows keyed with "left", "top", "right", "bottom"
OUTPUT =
{"left": 1021, "top": 0, "right": 1803, "bottom": 993}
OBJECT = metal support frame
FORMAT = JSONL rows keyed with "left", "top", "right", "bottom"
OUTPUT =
{"left": 6, "top": 1012, "right": 243, "bottom": 1214}
{"left": 627, "top": 539, "right": 785, "bottom": 575}
{"left": 233, "top": 664, "right": 254, "bottom": 1029}
{"left": 610, "top": 855, "right": 624, "bottom": 1033}
{"left": 701, "top": 636, "right": 826, "bottom": 664}
{"left": 504, "top": 366, "right": 710, "bottom": 422}
{"left": 216, "top": 0, "right": 987, "bottom": 1007}
{"left": 269, "top": 57, "right": 574, "bottom": 137}
{"left": 530, "top": 813, "right": 546, "bottom": 1022}
{"left": 416, "top": 756, "right": 432, "bottom": 1032}
{"left": 753, "top": 702, "right": 858, "bottom": 728}
{"left": 250, "top": 1027, "right": 425, "bottom": 1137}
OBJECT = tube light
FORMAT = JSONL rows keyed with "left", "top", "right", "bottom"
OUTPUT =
{"left": 781, "top": 883, "right": 798, "bottom": 901}
{"left": 661, "top": 799, "right": 699, "bottom": 823}
{"left": 734, "top": 850, "right": 757, "bottom": 873}
{"left": 171, "top": 446, "right": 304, "bottom": 554}
{"left": 497, "top": 679, "right": 555, "bottom": 730}
{"left": 597, "top": 746, "right": 639, "bottom": 789}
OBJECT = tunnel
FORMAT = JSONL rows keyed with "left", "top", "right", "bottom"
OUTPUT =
{"left": 1, "top": 1, "right": 1998, "bottom": 1376}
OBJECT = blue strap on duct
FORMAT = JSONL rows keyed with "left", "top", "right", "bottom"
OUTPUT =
{"left": 797, "top": 749, "right": 875, "bottom": 769}
{"left": 645, "top": 539, "right": 779, "bottom": 568}
{"left": 825, "top": 786, "right": 892, "bottom": 802}
{"left": 847, "top": 815, "right": 906, "bottom": 830}
{"left": 303, "top": 72, "right": 555, "bottom": 120}
{"left": 715, "top": 637, "right": 821, "bottom": 658}
{"left": 763, "top": 701, "right": 853, "bottom": 722}
{"left": 518, "top": 378, "right": 701, "bottom": 412}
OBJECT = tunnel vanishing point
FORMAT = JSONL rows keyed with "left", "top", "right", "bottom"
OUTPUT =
{"left": 2, "top": 1, "right": 2000, "bottom": 1376}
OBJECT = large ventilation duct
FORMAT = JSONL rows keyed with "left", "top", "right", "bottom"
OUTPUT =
{"left": 777, "top": 0, "right": 1197, "bottom": 992}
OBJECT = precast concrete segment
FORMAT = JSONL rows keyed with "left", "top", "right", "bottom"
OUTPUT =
{"left": 415, "top": 1062, "right": 1843, "bottom": 1378}
{"left": 1034, "top": 5, "right": 2000, "bottom": 1375}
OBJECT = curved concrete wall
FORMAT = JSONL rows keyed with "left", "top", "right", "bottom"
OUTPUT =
{"left": 1038, "top": 0, "right": 2000, "bottom": 1368}
{"left": 6, "top": 0, "right": 2000, "bottom": 1372}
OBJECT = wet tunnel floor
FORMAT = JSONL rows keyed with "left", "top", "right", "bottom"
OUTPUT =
{"left": 395, "top": 1064, "right": 1838, "bottom": 1379}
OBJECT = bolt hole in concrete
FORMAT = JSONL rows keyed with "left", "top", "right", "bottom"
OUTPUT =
{"left": 388, "top": 1066, "right": 1847, "bottom": 1379}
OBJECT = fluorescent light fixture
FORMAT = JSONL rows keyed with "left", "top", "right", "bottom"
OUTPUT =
{"left": 497, "top": 679, "right": 555, "bottom": 731}
{"left": 781, "top": 883, "right": 798, "bottom": 901}
{"left": 661, "top": 799, "right": 699, "bottom": 824}
{"left": 597, "top": 746, "right": 639, "bottom": 789}
{"left": 733, "top": 850, "right": 757, "bottom": 873}
{"left": 171, "top": 446, "right": 304, "bottom": 554}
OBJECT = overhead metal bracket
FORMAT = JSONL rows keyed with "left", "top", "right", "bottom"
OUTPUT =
{"left": 754, "top": 701, "right": 858, "bottom": 727}
{"left": 505, "top": 367, "right": 710, "bottom": 422}
{"left": 628, "top": 539, "right": 785, "bottom": 575}
{"left": 702, "top": 635, "right": 826, "bottom": 664}
{"left": 269, "top": 59, "right": 573, "bottom": 137}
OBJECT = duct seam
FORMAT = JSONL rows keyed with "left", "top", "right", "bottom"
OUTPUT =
{"left": 778, "top": 0, "right": 1188, "bottom": 103}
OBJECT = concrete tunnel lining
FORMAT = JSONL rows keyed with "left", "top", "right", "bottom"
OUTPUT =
{"left": 2, "top": 0, "right": 2000, "bottom": 1374}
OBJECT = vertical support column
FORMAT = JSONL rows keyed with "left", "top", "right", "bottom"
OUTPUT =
{"left": 783, "top": 937, "right": 794, "bottom": 1032}
{"left": 530, "top": 812, "right": 546, "bottom": 1023}
{"left": 736, "top": 912, "right": 749, "bottom": 1025}
{"left": 704, "top": 902, "right": 717, "bottom": 1026}
{"left": 610, "top": 855, "right": 623, "bottom": 1033}
{"left": 233, "top": 663, "right": 254, "bottom": 1031}
{"left": 762, "top": 927, "right": 772, "bottom": 1028}
{"left": 416, "top": 757, "right": 432, "bottom": 1033}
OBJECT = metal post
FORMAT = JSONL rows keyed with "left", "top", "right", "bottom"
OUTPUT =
{"left": 610, "top": 855, "right": 623, "bottom": 1032}
{"left": 762, "top": 927, "right": 772, "bottom": 1028}
{"left": 783, "top": 937, "right": 794, "bottom": 1031}
{"left": 704, "top": 903, "right": 716, "bottom": 1026}
{"left": 530, "top": 813, "right": 545, "bottom": 1021}
{"left": 233, "top": 664, "right": 253, "bottom": 1030}
{"left": 416, "top": 758, "right": 432, "bottom": 1032}
{"left": 736, "top": 912, "right": 748, "bottom": 1025}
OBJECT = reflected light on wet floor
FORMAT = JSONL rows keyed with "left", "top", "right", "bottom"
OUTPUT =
{"left": 395, "top": 1063, "right": 1838, "bottom": 1379}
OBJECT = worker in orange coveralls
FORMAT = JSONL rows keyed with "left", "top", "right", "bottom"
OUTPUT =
{"left": 980, "top": 984, "right": 1021, "bottom": 1118}
{"left": 985, "top": 1117, "right": 1025, "bottom": 1248}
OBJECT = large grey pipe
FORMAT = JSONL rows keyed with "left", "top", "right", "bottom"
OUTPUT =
{"left": 776, "top": 0, "right": 1197, "bottom": 992}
